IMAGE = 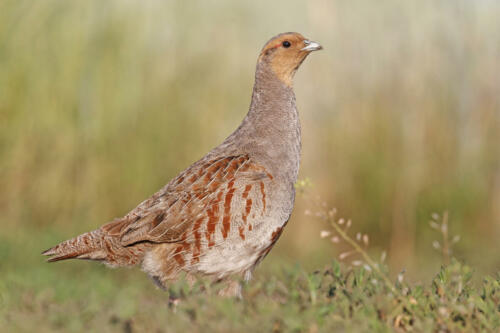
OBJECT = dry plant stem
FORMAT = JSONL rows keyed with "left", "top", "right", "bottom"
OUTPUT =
{"left": 329, "top": 218, "right": 399, "bottom": 295}
{"left": 329, "top": 218, "right": 416, "bottom": 324}
{"left": 441, "top": 211, "right": 450, "bottom": 265}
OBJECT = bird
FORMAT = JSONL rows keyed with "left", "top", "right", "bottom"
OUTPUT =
{"left": 42, "top": 32, "right": 322, "bottom": 297}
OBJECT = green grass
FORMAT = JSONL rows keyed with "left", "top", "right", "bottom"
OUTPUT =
{"left": 1, "top": 213, "right": 499, "bottom": 332}
{"left": 1, "top": 242, "right": 498, "bottom": 333}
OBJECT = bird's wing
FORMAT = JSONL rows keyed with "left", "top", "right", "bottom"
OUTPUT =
{"left": 101, "top": 154, "right": 273, "bottom": 246}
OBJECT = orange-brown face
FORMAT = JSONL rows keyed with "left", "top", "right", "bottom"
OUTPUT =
{"left": 259, "top": 32, "right": 322, "bottom": 87}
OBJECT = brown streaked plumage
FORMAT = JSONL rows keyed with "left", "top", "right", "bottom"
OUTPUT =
{"left": 42, "top": 32, "right": 322, "bottom": 297}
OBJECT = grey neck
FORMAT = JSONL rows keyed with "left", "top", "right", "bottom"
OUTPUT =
{"left": 223, "top": 60, "right": 302, "bottom": 183}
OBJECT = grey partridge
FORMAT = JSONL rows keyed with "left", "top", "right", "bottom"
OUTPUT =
{"left": 42, "top": 32, "right": 322, "bottom": 296}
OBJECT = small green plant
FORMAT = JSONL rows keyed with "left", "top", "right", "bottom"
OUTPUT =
{"left": 294, "top": 177, "right": 313, "bottom": 195}
{"left": 309, "top": 205, "right": 396, "bottom": 294}
{"left": 310, "top": 203, "right": 499, "bottom": 331}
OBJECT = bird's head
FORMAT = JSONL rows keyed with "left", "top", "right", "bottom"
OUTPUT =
{"left": 258, "top": 32, "right": 322, "bottom": 87}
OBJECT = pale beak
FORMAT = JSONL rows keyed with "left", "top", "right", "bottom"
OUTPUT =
{"left": 301, "top": 40, "right": 323, "bottom": 52}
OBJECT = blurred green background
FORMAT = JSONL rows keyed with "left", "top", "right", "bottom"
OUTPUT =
{"left": 1, "top": 0, "right": 499, "bottom": 308}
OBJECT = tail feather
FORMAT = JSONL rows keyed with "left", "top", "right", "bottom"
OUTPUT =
{"left": 42, "top": 229, "right": 107, "bottom": 262}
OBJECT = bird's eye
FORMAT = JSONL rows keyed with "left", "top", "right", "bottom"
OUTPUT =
{"left": 282, "top": 41, "right": 291, "bottom": 48}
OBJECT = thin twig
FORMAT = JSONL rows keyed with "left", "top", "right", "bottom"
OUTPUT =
{"left": 441, "top": 211, "right": 450, "bottom": 265}
{"left": 328, "top": 218, "right": 399, "bottom": 295}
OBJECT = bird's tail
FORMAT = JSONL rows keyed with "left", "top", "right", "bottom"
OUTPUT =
{"left": 42, "top": 229, "right": 107, "bottom": 262}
